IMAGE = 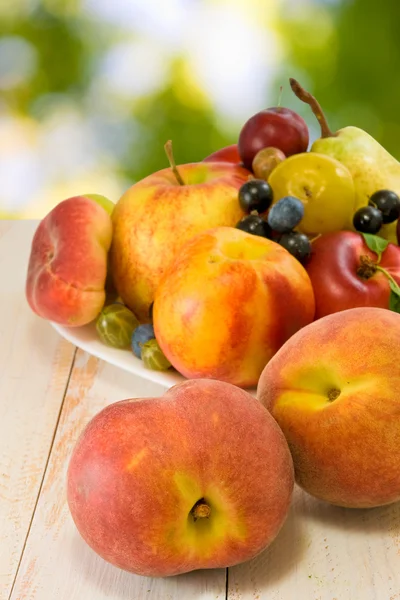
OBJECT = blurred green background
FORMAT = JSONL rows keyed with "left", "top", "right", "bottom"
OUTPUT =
{"left": 1, "top": 0, "right": 399, "bottom": 218}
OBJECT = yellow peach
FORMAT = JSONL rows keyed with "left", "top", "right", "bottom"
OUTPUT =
{"left": 67, "top": 378, "right": 294, "bottom": 576}
{"left": 258, "top": 306, "right": 400, "bottom": 508}
{"left": 153, "top": 226, "right": 315, "bottom": 388}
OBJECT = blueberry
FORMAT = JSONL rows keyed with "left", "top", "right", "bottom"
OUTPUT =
{"left": 131, "top": 323, "right": 155, "bottom": 359}
{"left": 267, "top": 196, "right": 305, "bottom": 233}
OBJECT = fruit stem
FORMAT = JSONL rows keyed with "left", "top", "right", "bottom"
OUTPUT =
{"left": 289, "top": 78, "right": 334, "bottom": 138}
{"left": 357, "top": 255, "right": 377, "bottom": 280}
{"left": 310, "top": 233, "right": 322, "bottom": 244}
{"left": 191, "top": 498, "right": 211, "bottom": 521}
{"left": 164, "top": 140, "right": 185, "bottom": 185}
{"left": 358, "top": 255, "right": 400, "bottom": 290}
{"left": 375, "top": 264, "right": 400, "bottom": 290}
{"left": 328, "top": 388, "right": 341, "bottom": 401}
{"left": 277, "top": 85, "right": 283, "bottom": 107}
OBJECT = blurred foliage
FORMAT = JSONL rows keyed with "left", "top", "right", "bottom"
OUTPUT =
{"left": 276, "top": 0, "right": 400, "bottom": 159}
{"left": 124, "top": 58, "right": 234, "bottom": 183}
{"left": 1, "top": 4, "right": 88, "bottom": 112}
{"left": 0, "top": 1, "right": 235, "bottom": 197}
{"left": 1, "top": 0, "right": 400, "bottom": 216}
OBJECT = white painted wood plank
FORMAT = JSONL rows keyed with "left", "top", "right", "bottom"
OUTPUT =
{"left": 0, "top": 221, "right": 76, "bottom": 599}
{"left": 228, "top": 484, "right": 400, "bottom": 599}
{"left": 10, "top": 350, "right": 227, "bottom": 600}
{"left": 12, "top": 220, "right": 400, "bottom": 599}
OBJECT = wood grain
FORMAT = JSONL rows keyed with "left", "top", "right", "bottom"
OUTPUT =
{"left": 10, "top": 350, "right": 227, "bottom": 600}
{"left": 0, "top": 221, "right": 76, "bottom": 599}
{"left": 5, "top": 219, "right": 400, "bottom": 599}
{"left": 228, "top": 485, "right": 400, "bottom": 599}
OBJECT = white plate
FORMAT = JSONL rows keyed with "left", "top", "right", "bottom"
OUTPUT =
{"left": 51, "top": 322, "right": 257, "bottom": 395}
{"left": 51, "top": 321, "right": 185, "bottom": 389}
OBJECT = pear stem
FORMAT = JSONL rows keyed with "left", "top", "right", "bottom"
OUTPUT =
{"left": 289, "top": 78, "right": 334, "bottom": 138}
{"left": 164, "top": 140, "right": 185, "bottom": 185}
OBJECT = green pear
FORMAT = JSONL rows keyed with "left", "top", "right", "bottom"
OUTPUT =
{"left": 289, "top": 79, "right": 400, "bottom": 243}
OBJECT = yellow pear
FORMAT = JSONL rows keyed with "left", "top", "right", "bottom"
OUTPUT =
{"left": 289, "top": 79, "right": 400, "bottom": 243}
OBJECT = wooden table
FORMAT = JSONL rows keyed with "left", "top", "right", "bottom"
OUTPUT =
{"left": 1, "top": 219, "right": 400, "bottom": 600}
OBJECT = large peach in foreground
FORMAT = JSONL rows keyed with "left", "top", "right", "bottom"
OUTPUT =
{"left": 153, "top": 226, "right": 315, "bottom": 388}
{"left": 67, "top": 379, "right": 294, "bottom": 577}
{"left": 257, "top": 306, "right": 400, "bottom": 508}
{"left": 26, "top": 196, "right": 112, "bottom": 327}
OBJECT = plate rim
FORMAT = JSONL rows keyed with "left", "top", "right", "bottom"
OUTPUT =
{"left": 50, "top": 321, "right": 186, "bottom": 389}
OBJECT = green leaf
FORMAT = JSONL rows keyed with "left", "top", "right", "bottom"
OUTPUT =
{"left": 361, "top": 233, "right": 389, "bottom": 263}
{"left": 389, "top": 280, "right": 400, "bottom": 313}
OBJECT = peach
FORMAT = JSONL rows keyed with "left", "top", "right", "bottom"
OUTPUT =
{"left": 67, "top": 378, "right": 294, "bottom": 577}
{"left": 26, "top": 195, "right": 112, "bottom": 327}
{"left": 153, "top": 226, "right": 315, "bottom": 388}
{"left": 257, "top": 306, "right": 400, "bottom": 508}
{"left": 84, "top": 193, "right": 115, "bottom": 216}
{"left": 110, "top": 160, "right": 251, "bottom": 322}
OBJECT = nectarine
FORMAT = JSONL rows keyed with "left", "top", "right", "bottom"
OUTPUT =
{"left": 26, "top": 195, "right": 112, "bottom": 327}
{"left": 67, "top": 379, "right": 294, "bottom": 576}
{"left": 258, "top": 306, "right": 400, "bottom": 508}
{"left": 153, "top": 226, "right": 315, "bottom": 388}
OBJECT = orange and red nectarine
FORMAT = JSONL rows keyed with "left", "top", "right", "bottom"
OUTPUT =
{"left": 67, "top": 378, "right": 294, "bottom": 576}
{"left": 258, "top": 306, "right": 400, "bottom": 508}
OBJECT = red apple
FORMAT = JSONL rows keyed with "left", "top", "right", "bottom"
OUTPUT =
{"left": 67, "top": 379, "right": 294, "bottom": 576}
{"left": 111, "top": 148, "right": 252, "bottom": 322}
{"left": 203, "top": 144, "right": 242, "bottom": 165}
{"left": 305, "top": 230, "right": 400, "bottom": 318}
{"left": 238, "top": 107, "right": 309, "bottom": 170}
{"left": 26, "top": 195, "right": 112, "bottom": 327}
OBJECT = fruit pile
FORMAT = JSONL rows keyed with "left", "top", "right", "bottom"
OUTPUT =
{"left": 23, "top": 76, "right": 400, "bottom": 582}
{"left": 66, "top": 307, "right": 400, "bottom": 578}
{"left": 25, "top": 77, "right": 400, "bottom": 389}
{"left": 236, "top": 185, "right": 311, "bottom": 263}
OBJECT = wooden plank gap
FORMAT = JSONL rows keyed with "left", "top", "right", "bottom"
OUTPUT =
{"left": 7, "top": 347, "right": 78, "bottom": 600}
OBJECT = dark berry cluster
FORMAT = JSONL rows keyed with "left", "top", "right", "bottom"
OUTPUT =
{"left": 353, "top": 190, "right": 400, "bottom": 234}
{"left": 235, "top": 180, "right": 311, "bottom": 263}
